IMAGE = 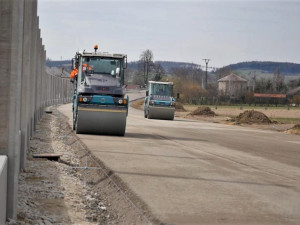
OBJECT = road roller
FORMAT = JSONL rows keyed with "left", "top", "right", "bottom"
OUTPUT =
{"left": 72, "top": 45, "right": 128, "bottom": 136}
{"left": 144, "top": 81, "right": 177, "bottom": 120}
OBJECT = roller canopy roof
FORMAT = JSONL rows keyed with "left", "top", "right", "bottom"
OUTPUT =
{"left": 77, "top": 51, "right": 126, "bottom": 58}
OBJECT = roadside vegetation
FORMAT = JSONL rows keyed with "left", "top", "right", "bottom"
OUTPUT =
{"left": 47, "top": 49, "right": 300, "bottom": 107}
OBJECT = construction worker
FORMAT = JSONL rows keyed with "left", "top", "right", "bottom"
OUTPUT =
{"left": 82, "top": 63, "right": 93, "bottom": 73}
{"left": 70, "top": 62, "right": 78, "bottom": 83}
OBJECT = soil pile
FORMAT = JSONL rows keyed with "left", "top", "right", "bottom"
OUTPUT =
{"left": 131, "top": 99, "right": 144, "bottom": 110}
{"left": 189, "top": 107, "right": 215, "bottom": 116}
{"left": 286, "top": 124, "right": 300, "bottom": 134}
{"left": 175, "top": 102, "right": 186, "bottom": 112}
{"left": 235, "top": 110, "right": 272, "bottom": 124}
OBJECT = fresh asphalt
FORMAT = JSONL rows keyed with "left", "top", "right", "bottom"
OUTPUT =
{"left": 58, "top": 91, "right": 300, "bottom": 225}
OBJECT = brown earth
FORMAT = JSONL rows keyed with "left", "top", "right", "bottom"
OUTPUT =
{"left": 285, "top": 124, "right": 300, "bottom": 134}
{"left": 234, "top": 110, "right": 272, "bottom": 124}
{"left": 131, "top": 100, "right": 299, "bottom": 134}
{"left": 175, "top": 102, "right": 186, "bottom": 112}
{"left": 131, "top": 98, "right": 144, "bottom": 110}
{"left": 189, "top": 106, "right": 215, "bottom": 116}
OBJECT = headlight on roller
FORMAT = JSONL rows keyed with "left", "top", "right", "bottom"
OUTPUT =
{"left": 114, "top": 97, "right": 128, "bottom": 105}
{"left": 78, "top": 95, "right": 92, "bottom": 103}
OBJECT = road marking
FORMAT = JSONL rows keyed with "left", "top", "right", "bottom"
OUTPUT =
{"left": 286, "top": 141, "right": 300, "bottom": 144}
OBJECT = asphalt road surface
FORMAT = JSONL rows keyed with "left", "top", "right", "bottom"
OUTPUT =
{"left": 58, "top": 91, "right": 300, "bottom": 225}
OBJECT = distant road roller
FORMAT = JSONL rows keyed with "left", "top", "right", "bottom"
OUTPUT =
{"left": 144, "top": 81, "right": 177, "bottom": 120}
{"left": 72, "top": 46, "right": 128, "bottom": 135}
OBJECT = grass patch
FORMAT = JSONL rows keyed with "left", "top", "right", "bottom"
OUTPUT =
{"left": 270, "top": 117, "right": 300, "bottom": 124}
{"left": 184, "top": 104, "right": 300, "bottom": 111}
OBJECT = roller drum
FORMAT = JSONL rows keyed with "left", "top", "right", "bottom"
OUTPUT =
{"left": 148, "top": 106, "right": 174, "bottom": 120}
{"left": 76, "top": 105, "right": 127, "bottom": 136}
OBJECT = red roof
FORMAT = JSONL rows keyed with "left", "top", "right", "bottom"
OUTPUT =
{"left": 254, "top": 93, "right": 286, "bottom": 98}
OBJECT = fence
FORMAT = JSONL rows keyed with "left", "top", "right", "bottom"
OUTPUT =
{"left": 0, "top": 0, "right": 73, "bottom": 222}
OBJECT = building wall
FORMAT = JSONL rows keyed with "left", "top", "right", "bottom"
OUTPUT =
{"left": 218, "top": 81, "right": 247, "bottom": 99}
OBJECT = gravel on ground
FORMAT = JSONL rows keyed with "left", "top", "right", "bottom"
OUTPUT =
{"left": 7, "top": 106, "right": 153, "bottom": 225}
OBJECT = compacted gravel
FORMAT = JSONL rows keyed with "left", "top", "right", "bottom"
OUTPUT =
{"left": 7, "top": 106, "right": 152, "bottom": 225}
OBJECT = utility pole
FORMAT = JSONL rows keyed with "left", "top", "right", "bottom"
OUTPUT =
{"left": 202, "top": 59, "right": 210, "bottom": 89}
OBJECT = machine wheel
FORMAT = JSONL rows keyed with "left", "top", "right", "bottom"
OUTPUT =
{"left": 72, "top": 113, "right": 76, "bottom": 130}
{"left": 75, "top": 114, "right": 81, "bottom": 134}
{"left": 147, "top": 110, "right": 151, "bottom": 119}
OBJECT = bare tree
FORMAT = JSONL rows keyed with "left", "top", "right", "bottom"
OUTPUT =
{"left": 273, "top": 67, "right": 285, "bottom": 92}
{"left": 139, "top": 49, "right": 154, "bottom": 84}
{"left": 153, "top": 63, "right": 165, "bottom": 81}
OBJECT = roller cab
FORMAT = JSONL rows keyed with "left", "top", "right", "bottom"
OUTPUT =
{"left": 72, "top": 48, "right": 128, "bottom": 136}
{"left": 144, "top": 81, "right": 176, "bottom": 120}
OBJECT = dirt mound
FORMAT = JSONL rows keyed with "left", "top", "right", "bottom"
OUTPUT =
{"left": 292, "top": 124, "right": 300, "bottom": 129}
{"left": 190, "top": 107, "right": 215, "bottom": 116}
{"left": 175, "top": 102, "right": 186, "bottom": 112}
{"left": 131, "top": 99, "right": 144, "bottom": 110}
{"left": 285, "top": 124, "right": 300, "bottom": 135}
{"left": 235, "top": 110, "right": 272, "bottom": 124}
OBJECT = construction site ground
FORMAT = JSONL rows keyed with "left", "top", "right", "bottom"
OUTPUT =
{"left": 9, "top": 98, "right": 300, "bottom": 225}
{"left": 132, "top": 99, "right": 300, "bottom": 134}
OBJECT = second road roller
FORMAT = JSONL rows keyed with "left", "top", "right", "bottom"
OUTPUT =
{"left": 144, "top": 81, "right": 178, "bottom": 120}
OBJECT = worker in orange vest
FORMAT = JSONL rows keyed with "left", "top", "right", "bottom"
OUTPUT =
{"left": 82, "top": 63, "right": 93, "bottom": 72}
{"left": 70, "top": 62, "right": 78, "bottom": 83}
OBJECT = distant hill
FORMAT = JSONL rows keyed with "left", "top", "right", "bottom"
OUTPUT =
{"left": 128, "top": 60, "right": 201, "bottom": 73}
{"left": 227, "top": 61, "right": 300, "bottom": 75}
{"left": 47, "top": 59, "right": 201, "bottom": 74}
{"left": 46, "top": 59, "right": 72, "bottom": 72}
{"left": 46, "top": 59, "right": 300, "bottom": 76}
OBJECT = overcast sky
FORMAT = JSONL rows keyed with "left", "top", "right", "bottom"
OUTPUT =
{"left": 38, "top": 0, "right": 300, "bottom": 68}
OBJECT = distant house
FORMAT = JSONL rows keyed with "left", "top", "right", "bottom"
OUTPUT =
{"left": 217, "top": 73, "right": 247, "bottom": 99}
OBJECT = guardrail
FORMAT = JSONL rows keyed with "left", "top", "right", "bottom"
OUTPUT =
{"left": 0, "top": 0, "right": 73, "bottom": 221}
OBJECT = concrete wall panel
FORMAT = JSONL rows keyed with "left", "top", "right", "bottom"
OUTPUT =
{"left": 0, "top": 156, "right": 8, "bottom": 225}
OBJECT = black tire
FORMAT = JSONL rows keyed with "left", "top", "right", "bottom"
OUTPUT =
{"left": 147, "top": 110, "right": 151, "bottom": 119}
{"left": 72, "top": 113, "right": 76, "bottom": 130}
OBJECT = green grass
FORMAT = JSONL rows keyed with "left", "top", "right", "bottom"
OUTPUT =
{"left": 270, "top": 117, "right": 300, "bottom": 124}
{"left": 188, "top": 104, "right": 300, "bottom": 111}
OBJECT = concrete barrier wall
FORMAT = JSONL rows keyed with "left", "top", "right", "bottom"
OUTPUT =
{"left": 0, "top": 0, "right": 73, "bottom": 221}
{"left": 0, "top": 156, "right": 8, "bottom": 225}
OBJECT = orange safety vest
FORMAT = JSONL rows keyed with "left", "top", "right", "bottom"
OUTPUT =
{"left": 70, "top": 68, "right": 78, "bottom": 79}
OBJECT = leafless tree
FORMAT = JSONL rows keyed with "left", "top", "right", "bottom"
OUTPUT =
{"left": 273, "top": 67, "right": 285, "bottom": 92}
{"left": 139, "top": 49, "right": 154, "bottom": 84}
{"left": 153, "top": 63, "right": 165, "bottom": 81}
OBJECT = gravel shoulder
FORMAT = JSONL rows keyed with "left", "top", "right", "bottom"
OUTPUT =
{"left": 8, "top": 106, "right": 152, "bottom": 225}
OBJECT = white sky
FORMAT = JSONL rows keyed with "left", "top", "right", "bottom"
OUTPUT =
{"left": 38, "top": 0, "right": 300, "bottom": 68}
